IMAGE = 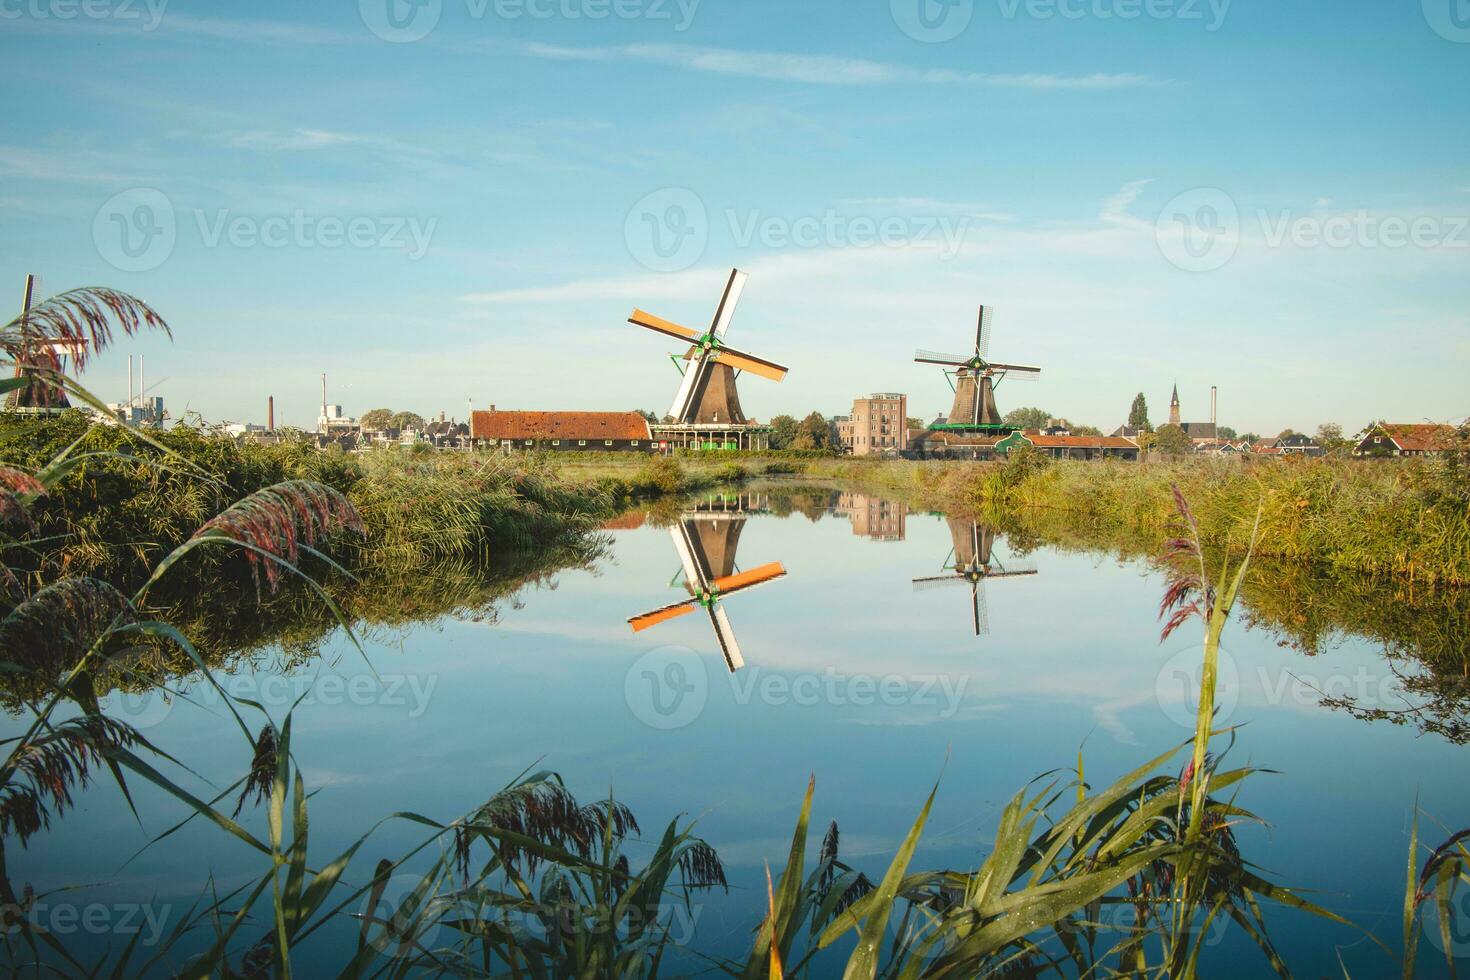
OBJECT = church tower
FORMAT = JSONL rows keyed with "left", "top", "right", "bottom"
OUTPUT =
{"left": 1169, "top": 383, "right": 1181, "bottom": 426}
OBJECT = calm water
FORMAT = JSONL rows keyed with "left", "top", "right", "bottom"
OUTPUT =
{"left": 10, "top": 484, "right": 1470, "bottom": 975}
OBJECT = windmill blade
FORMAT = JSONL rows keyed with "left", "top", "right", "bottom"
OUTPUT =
{"left": 986, "top": 566, "right": 1040, "bottom": 580}
{"left": 987, "top": 363, "right": 1041, "bottom": 374}
{"left": 630, "top": 309, "right": 699, "bottom": 342}
{"left": 668, "top": 352, "right": 711, "bottom": 422}
{"left": 709, "top": 604, "right": 745, "bottom": 672}
{"left": 912, "top": 575, "right": 970, "bottom": 591}
{"left": 977, "top": 305, "right": 994, "bottom": 360}
{"left": 671, "top": 523, "right": 709, "bottom": 593}
{"left": 629, "top": 598, "right": 698, "bottom": 632}
{"left": 709, "top": 269, "right": 748, "bottom": 338}
{"left": 915, "top": 349, "right": 971, "bottom": 366}
{"left": 711, "top": 346, "right": 788, "bottom": 383}
{"left": 710, "top": 561, "right": 786, "bottom": 596}
{"left": 972, "top": 582, "right": 990, "bottom": 637}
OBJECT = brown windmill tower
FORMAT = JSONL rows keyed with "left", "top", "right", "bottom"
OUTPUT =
{"left": 916, "top": 306, "right": 1041, "bottom": 429}
{"left": 912, "top": 519, "right": 1038, "bottom": 638}
{"left": 628, "top": 499, "right": 786, "bottom": 673}
{"left": 628, "top": 269, "right": 789, "bottom": 439}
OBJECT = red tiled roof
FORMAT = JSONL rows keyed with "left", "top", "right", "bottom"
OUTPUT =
{"left": 471, "top": 410, "right": 650, "bottom": 441}
{"left": 1374, "top": 423, "right": 1457, "bottom": 452}
{"left": 1254, "top": 445, "right": 1284, "bottom": 455}
{"left": 1024, "top": 434, "right": 1139, "bottom": 450}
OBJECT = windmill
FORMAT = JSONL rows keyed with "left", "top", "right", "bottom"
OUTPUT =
{"left": 7, "top": 274, "right": 84, "bottom": 409}
{"left": 628, "top": 502, "right": 786, "bottom": 672}
{"left": 629, "top": 269, "right": 789, "bottom": 426}
{"left": 915, "top": 306, "right": 1040, "bottom": 428}
{"left": 912, "top": 519, "right": 1037, "bottom": 637}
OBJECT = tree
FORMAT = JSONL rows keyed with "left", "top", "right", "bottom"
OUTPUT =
{"left": 360, "top": 408, "right": 394, "bottom": 432}
{"left": 634, "top": 409, "right": 659, "bottom": 424}
{"left": 1003, "top": 407, "right": 1051, "bottom": 431}
{"left": 1128, "top": 393, "right": 1151, "bottom": 432}
{"left": 1153, "top": 423, "right": 1194, "bottom": 456}
{"left": 1240, "top": 432, "right": 1261, "bottom": 444}
{"left": 1217, "top": 426, "right": 1237, "bottom": 441}
{"left": 1277, "top": 428, "right": 1296, "bottom": 440}
{"left": 793, "top": 412, "right": 831, "bottom": 450}
{"left": 391, "top": 411, "right": 425, "bottom": 432}
{"left": 1315, "top": 422, "right": 1343, "bottom": 443}
{"left": 768, "top": 414, "right": 799, "bottom": 450}
{"left": 907, "top": 417, "right": 923, "bottom": 430}
{"left": 1073, "top": 424, "right": 1103, "bottom": 436}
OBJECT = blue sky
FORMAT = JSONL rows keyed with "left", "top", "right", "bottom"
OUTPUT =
{"left": 2, "top": 0, "right": 1467, "bottom": 433}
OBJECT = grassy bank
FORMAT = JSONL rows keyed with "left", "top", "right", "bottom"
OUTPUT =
{"left": 806, "top": 452, "right": 1470, "bottom": 588}
{"left": 0, "top": 413, "right": 801, "bottom": 588}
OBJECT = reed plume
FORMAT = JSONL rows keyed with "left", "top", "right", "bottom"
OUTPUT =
{"left": 192, "top": 481, "right": 364, "bottom": 591}
{"left": 0, "top": 577, "right": 138, "bottom": 677}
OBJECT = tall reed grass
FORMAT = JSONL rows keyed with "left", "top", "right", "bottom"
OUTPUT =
{"left": 808, "top": 450, "right": 1470, "bottom": 587}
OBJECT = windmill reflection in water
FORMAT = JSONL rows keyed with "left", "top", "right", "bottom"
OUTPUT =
{"left": 913, "top": 518, "right": 1037, "bottom": 637}
{"left": 627, "top": 493, "right": 786, "bottom": 672}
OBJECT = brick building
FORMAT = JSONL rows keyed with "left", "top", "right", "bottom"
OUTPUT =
{"left": 839, "top": 393, "right": 908, "bottom": 456}
{"left": 471, "top": 410, "right": 652, "bottom": 452}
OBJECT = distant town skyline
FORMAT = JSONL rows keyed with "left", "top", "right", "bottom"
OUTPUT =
{"left": 3, "top": 1, "right": 1467, "bottom": 433}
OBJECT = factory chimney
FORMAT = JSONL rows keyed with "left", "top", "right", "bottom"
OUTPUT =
{"left": 268, "top": 395, "right": 275, "bottom": 432}
{"left": 1211, "top": 386, "right": 1218, "bottom": 427}
{"left": 127, "top": 354, "right": 134, "bottom": 409}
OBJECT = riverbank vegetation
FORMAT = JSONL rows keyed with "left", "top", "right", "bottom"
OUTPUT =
{"left": 807, "top": 446, "right": 1470, "bottom": 588}
{"left": 0, "top": 412, "right": 800, "bottom": 590}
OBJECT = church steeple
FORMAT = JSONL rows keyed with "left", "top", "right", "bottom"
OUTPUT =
{"left": 1169, "top": 383, "right": 1181, "bottom": 426}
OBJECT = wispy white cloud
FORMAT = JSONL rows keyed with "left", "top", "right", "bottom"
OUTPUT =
{"left": 220, "top": 128, "right": 364, "bottom": 152}
{"left": 151, "top": 14, "right": 362, "bottom": 45}
{"left": 555, "top": 43, "right": 1153, "bottom": 89}
{"left": 842, "top": 197, "right": 1016, "bottom": 222}
{"left": 11, "top": 13, "right": 1150, "bottom": 91}
{"left": 1099, "top": 178, "right": 1153, "bottom": 224}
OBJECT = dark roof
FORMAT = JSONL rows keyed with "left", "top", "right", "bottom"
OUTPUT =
{"left": 471, "top": 410, "right": 650, "bottom": 441}
{"left": 1024, "top": 434, "right": 1139, "bottom": 450}
{"left": 1181, "top": 421, "right": 1218, "bottom": 439}
{"left": 1368, "top": 423, "right": 1458, "bottom": 452}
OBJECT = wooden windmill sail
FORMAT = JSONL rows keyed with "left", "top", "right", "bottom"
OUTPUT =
{"left": 915, "top": 306, "right": 1040, "bottom": 427}
{"left": 912, "top": 519, "right": 1037, "bottom": 637}
{"left": 628, "top": 507, "right": 786, "bottom": 672}
{"left": 629, "top": 269, "right": 789, "bottom": 425}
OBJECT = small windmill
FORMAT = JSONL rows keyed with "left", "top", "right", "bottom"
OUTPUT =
{"left": 915, "top": 306, "right": 1040, "bottom": 428}
{"left": 8, "top": 274, "right": 85, "bottom": 409}
{"left": 628, "top": 509, "right": 786, "bottom": 672}
{"left": 629, "top": 269, "right": 789, "bottom": 425}
{"left": 912, "top": 519, "right": 1037, "bottom": 637}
